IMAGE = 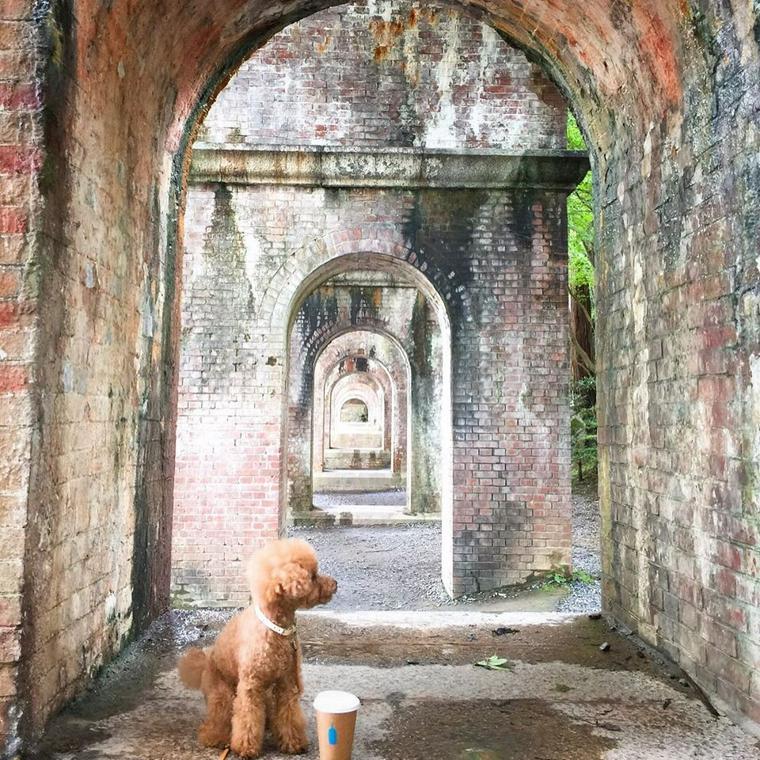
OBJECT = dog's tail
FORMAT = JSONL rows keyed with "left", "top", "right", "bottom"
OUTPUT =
{"left": 178, "top": 647, "right": 208, "bottom": 690}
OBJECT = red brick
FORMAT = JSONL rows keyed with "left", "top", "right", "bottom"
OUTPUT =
{"left": 0, "top": 207, "right": 27, "bottom": 234}
{"left": 0, "top": 146, "right": 41, "bottom": 175}
{"left": 0, "top": 363, "right": 27, "bottom": 392}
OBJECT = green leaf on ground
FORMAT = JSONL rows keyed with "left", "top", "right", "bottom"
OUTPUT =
{"left": 474, "top": 655, "right": 515, "bottom": 671}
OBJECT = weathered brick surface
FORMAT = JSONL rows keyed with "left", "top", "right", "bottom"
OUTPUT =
{"left": 0, "top": 0, "right": 756, "bottom": 749}
{"left": 174, "top": 0, "right": 571, "bottom": 604}
{"left": 198, "top": 2, "right": 566, "bottom": 151}
{"left": 0, "top": 0, "right": 37, "bottom": 753}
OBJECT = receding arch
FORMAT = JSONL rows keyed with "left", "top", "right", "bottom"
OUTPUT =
{"left": 325, "top": 361, "right": 393, "bottom": 456}
{"left": 330, "top": 375, "right": 385, "bottom": 448}
{"left": 282, "top": 252, "right": 453, "bottom": 589}
{"left": 339, "top": 398, "right": 369, "bottom": 423}
{"left": 311, "top": 332, "right": 411, "bottom": 488}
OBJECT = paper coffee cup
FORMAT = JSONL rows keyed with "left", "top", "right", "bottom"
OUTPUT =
{"left": 313, "top": 690, "right": 360, "bottom": 760}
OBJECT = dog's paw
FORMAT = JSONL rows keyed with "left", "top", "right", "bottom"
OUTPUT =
{"left": 230, "top": 737, "right": 263, "bottom": 758}
{"left": 278, "top": 736, "right": 309, "bottom": 755}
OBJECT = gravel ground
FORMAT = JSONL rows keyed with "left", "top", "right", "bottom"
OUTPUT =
{"left": 313, "top": 489, "right": 407, "bottom": 507}
{"left": 556, "top": 479, "right": 602, "bottom": 613}
{"left": 289, "top": 523, "right": 449, "bottom": 609}
{"left": 291, "top": 483, "right": 602, "bottom": 613}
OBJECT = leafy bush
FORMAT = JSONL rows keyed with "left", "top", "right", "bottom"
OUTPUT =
{"left": 566, "top": 113, "right": 598, "bottom": 482}
{"left": 567, "top": 112, "right": 594, "bottom": 305}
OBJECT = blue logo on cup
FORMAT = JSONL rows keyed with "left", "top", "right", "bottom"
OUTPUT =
{"left": 328, "top": 724, "right": 338, "bottom": 746}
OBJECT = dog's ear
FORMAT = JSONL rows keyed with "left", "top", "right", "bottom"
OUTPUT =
{"left": 270, "top": 562, "right": 311, "bottom": 601}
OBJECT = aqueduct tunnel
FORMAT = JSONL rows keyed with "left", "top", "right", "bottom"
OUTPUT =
{"left": 0, "top": 0, "right": 758, "bottom": 750}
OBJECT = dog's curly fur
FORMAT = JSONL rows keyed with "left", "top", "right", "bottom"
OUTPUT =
{"left": 178, "top": 538, "right": 337, "bottom": 757}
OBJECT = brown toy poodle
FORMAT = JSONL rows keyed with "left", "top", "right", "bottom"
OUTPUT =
{"left": 178, "top": 538, "right": 337, "bottom": 757}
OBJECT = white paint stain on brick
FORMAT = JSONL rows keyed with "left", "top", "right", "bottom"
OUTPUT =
{"left": 62, "top": 360, "right": 75, "bottom": 393}
{"left": 366, "top": 0, "right": 393, "bottom": 22}
{"left": 422, "top": 11, "right": 460, "bottom": 148}
{"left": 84, "top": 262, "right": 96, "bottom": 288}
{"left": 468, "top": 26, "right": 502, "bottom": 143}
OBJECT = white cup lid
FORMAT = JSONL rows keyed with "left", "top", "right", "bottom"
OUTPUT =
{"left": 313, "top": 690, "right": 361, "bottom": 713}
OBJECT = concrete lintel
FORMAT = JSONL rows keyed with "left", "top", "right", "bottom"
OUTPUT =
{"left": 189, "top": 145, "right": 590, "bottom": 191}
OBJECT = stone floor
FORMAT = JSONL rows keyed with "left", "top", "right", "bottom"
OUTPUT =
{"left": 32, "top": 610, "right": 760, "bottom": 759}
{"left": 306, "top": 487, "right": 413, "bottom": 524}
{"left": 313, "top": 489, "right": 408, "bottom": 508}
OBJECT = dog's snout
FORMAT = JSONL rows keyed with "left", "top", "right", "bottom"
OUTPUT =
{"left": 319, "top": 575, "right": 337, "bottom": 599}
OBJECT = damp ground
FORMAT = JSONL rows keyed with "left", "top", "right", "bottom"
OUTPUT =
{"left": 290, "top": 481, "right": 602, "bottom": 614}
{"left": 32, "top": 609, "right": 760, "bottom": 760}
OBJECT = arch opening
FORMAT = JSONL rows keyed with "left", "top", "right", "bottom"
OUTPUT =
{"left": 172, "top": 0, "right": 585, "bottom": 612}
{"left": 339, "top": 398, "right": 370, "bottom": 424}
{"left": 282, "top": 258, "right": 452, "bottom": 592}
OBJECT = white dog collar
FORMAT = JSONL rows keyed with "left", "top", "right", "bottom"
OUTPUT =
{"left": 254, "top": 602, "right": 296, "bottom": 637}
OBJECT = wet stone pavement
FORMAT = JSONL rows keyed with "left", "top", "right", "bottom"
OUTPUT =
{"left": 31, "top": 610, "right": 760, "bottom": 760}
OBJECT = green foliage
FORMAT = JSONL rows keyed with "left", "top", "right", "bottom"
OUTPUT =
{"left": 566, "top": 111, "right": 587, "bottom": 150}
{"left": 569, "top": 238, "right": 595, "bottom": 296}
{"left": 567, "top": 112, "right": 595, "bottom": 315}
{"left": 572, "top": 569, "right": 595, "bottom": 584}
{"left": 542, "top": 567, "right": 596, "bottom": 589}
{"left": 570, "top": 377, "right": 598, "bottom": 482}
{"left": 544, "top": 571, "right": 571, "bottom": 587}
{"left": 566, "top": 111, "right": 598, "bottom": 480}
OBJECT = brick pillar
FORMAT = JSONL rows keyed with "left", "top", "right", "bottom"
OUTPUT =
{"left": 442, "top": 191, "right": 572, "bottom": 595}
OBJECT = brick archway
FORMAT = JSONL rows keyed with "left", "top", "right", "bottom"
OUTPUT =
{"left": 264, "top": 224, "right": 460, "bottom": 343}
{"left": 3, "top": 0, "right": 757, "bottom": 743}
{"left": 321, "top": 356, "right": 395, "bottom": 470}
{"left": 282, "top": 251, "right": 453, "bottom": 572}
{"left": 315, "top": 344, "right": 408, "bottom": 477}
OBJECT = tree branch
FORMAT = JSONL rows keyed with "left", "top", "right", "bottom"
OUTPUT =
{"left": 570, "top": 331, "right": 596, "bottom": 376}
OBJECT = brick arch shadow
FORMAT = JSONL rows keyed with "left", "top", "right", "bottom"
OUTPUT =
{"left": 328, "top": 372, "right": 387, "bottom": 450}
{"left": 316, "top": 344, "right": 408, "bottom": 475}
{"left": 322, "top": 357, "right": 396, "bottom": 465}
{"left": 286, "top": 317, "right": 414, "bottom": 511}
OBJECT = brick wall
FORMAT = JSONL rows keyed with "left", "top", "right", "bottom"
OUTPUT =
{"left": 1, "top": 0, "right": 757, "bottom": 748}
{"left": 8, "top": 0, "right": 184, "bottom": 742}
{"left": 198, "top": 1, "right": 566, "bottom": 151}
{"left": 0, "top": 1, "right": 40, "bottom": 750}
